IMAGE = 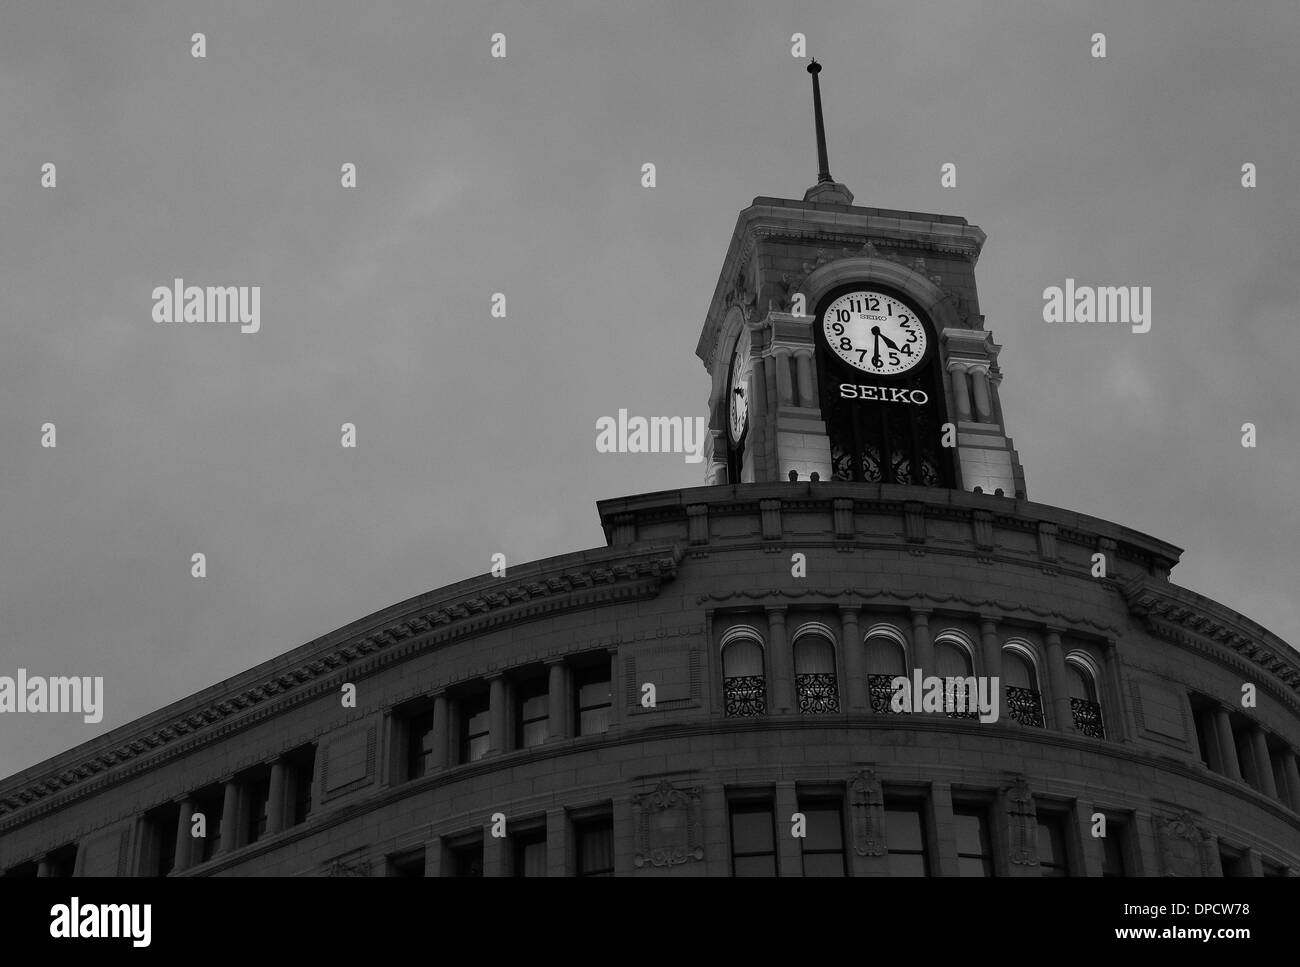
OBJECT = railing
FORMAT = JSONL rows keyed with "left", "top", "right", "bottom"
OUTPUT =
{"left": 724, "top": 676, "right": 767, "bottom": 717}
{"left": 868, "top": 674, "right": 906, "bottom": 714}
{"left": 796, "top": 673, "right": 840, "bottom": 714}
{"left": 944, "top": 680, "right": 980, "bottom": 720}
{"left": 1006, "top": 686, "right": 1045, "bottom": 728}
{"left": 1071, "top": 698, "right": 1105, "bottom": 738}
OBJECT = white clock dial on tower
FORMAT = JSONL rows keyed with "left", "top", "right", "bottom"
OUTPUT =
{"left": 821, "top": 290, "right": 927, "bottom": 376}
{"left": 727, "top": 330, "right": 752, "bottom": 444}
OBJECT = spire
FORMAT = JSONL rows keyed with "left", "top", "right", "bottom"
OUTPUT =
{"left": 808, "top": 59, "right": 832, "bottom": 185}
{"left": 802, "top": 59, "right": 854, "bottom": 205}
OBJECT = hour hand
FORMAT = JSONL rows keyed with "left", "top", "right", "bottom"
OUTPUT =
{"left": 879, "top": 332, "right": 901, "bottom": 351}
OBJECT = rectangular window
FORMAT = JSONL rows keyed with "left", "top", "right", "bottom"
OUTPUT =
{"left": 576, "top": 818, "right": 615, "bottom": 877}
{"left": 574, "top": 661, "right": 612, "bottom": 737}
{"left": 195, "top": 791, "right": 224, "bottom": 863}
{"left": 1219, "top": 847, "right": 1246, "bottom": 877}
{"left": 1192, "top": 708, "right": 1215, "bottom": 769}
{"left": 953, "top": 803, "right": 994, "bottom": 877}
{"left": 798, "top": 797, "right": 846, "bottom": 877}
{"left": 1101, "top": 820, "right": 1128, "bottom": 877}
{"left": 884, "top": 799, "right": 928, "bottom": 876}
{"left": 144, "top": 805, "right": 180, "bottom": 876}
{"left": 405, "top": 708, "right": 435, "bottom": 780}
{"left": 244, "top": 773, "right": 270, "bottom": 845}
{"left": 515, "top": 677, "right": 550, "bottom": 749}
{"left": 388, "top": 850, "right": 426, "bottom": 877}
{"left": 45, "top": 844, "right": 78, "bottom": 878}
{"left": 452, "top": 840, "right": 484, "bottom": 877}
{"left": 514, "top": 829, "right": 548, "bottom": 877}
{"left": 1036, "top": 814, "right": 1070, "bottom": 876}
{"left": 459, "top": 692, "right": 491, "bottom": 763}
{"left": 287, "top": 746, "right": 316, "bottom": 826}
{"left": 729, "top": 800, "right": 777, "bottom": 877}
{"left": 1262, "top": 860, "right": 1287, "bottom": 878}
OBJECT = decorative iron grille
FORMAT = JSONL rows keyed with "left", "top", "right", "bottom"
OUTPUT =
{"left": 796, "top": 673, "right": 840, "bottom": 714}
{"left": 868, "top": 674, "right": 906, "bottom": 714}
{"left": 724, "top": 676, "right": 766, "bottom": 717}
{"left": 944, "top": 680, "right": 980, "bottom": 719}
{"left": 1006, "top": 686, "right": 1045, "bottom": 728}
{"left": 1071, "top": 698, "right": 1104, "bottom": 738}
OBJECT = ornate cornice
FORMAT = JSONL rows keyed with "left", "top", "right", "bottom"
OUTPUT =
{"left": 0, "top": 544, "right": 684, "bottom": 827}
{"left": 1124, "top": 576, "right": 1300, "bottom": 711}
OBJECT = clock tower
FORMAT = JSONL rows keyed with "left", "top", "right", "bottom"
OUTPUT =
{"left": 698, "top": 61, "right": 1027, "bottom": 497}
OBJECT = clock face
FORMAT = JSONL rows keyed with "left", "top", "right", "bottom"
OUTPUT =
{"left": 727, "top": 330, "right": 751, "bottom": 444}
{"left": 821, "top": 289, "right": 928, "bottom": 376}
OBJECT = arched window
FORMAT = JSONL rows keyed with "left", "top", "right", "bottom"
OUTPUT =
{"left": 793, "top": 625, "right": 839, "bottom": 714}
{"left": 933, "top": 632, "right": 978, "bottom": 720}
{"left": 721, "top": 628, "right": 766, "bottom": 718}
{"left": 1002, "top": 641, "right": 1044, "bottom": 728}
{"left": 1066, "top": 652, "right": 1105, "bottom": 738}
{"left": 864, "top": 624, "right": 908, "bottom": 714}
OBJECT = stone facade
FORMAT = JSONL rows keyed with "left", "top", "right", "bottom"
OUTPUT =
{"left": 2, "top": 483, "right": 1297, "bottom": 876}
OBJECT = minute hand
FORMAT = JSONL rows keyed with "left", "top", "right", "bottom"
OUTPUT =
{"left": 870, "top": 331, "right": 883, "bottom": 369}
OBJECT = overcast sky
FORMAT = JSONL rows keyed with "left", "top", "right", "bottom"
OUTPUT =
{"left": 2, "top": 0, "right": 1297, "bottom": 778}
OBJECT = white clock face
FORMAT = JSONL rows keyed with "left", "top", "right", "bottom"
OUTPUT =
{"left": 822, "top": 290, "right": 927, "bottom": 376}
{"left": 727, "top": 331, "right": 751, "bottom": 443}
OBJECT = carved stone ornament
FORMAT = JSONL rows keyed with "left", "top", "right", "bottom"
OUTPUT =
{"left": 633, "top": 780, "right": 705, "bottom": 868}
{"left": 324, "top": 857, "right": 372, "bottom": 877}
{"left": 849, "top": 769, "right": 886, "bottom": 856}
{"left": 1006, "top": 776, "right": 1038, "bottom": 866}
{"left": 1156, "top": 811, "right": 1211, "bottom": 877}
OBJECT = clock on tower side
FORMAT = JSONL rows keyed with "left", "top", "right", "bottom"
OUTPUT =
{"left": 697, "top": 197, "right": 1028, "bottom": 498}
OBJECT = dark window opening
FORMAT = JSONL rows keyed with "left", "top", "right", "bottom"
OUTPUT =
{"left": 798, "top": 798, "right": 846, "bottom": 877}
{"left": 729, "top": 799, "right": 777, "bottom": 877}
{"left": 575, "top": 817, "right": 614, "bottom": 877}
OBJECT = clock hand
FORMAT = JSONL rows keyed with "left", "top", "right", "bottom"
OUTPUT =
{"left": 871, "top": 331, "right": 883, "bottom": 369}
{"left": 879, "top": 332, "right": 901, "bottom": 351}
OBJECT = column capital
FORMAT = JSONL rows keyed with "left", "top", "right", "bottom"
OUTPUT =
{"left": 946, "top": 358, "right": 973, "bottom": 373}
{"left": 838, "top": 604, "right": 862, "bottom": 618}
{"left": 765, "top": 605, "right": 788, "bottom": 620}
{"left": 485, "top": 670, "right": 506, "bottom": 681}
{"left": 543, "top": 656, "right": 566, "bottom": 667}
{"left": 978, "top": 614, "right": 1000, "bottom": 629}
{"left": 791, "top": 346, "right": 816, "bottom": 360}
{"left": 1044, "top": 626, "right": 1067, "bottom": 640}
{"left": 909, "top": 608, "right": 933, "bottom": 621}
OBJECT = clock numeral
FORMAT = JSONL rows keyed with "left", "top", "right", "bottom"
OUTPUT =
{"left": 831, "top": 322, "right": 844, "bottom": 336}
{"left": 906, "top": 329, "right": 918, "bottom": 343}
{"left": 850, "top": 299, "right": 861, "bottom": 312}
{"left": 865, "top": 296, "right": 880, "bottom": 311}
{"left": 902, "top": 344, "right": 913, "bottom": 356}
{"left": 835, "top": 309, "right": 850, "bottom": 323}
{"left": 839, "top": 337, "right": 853, "bottom": 351}
{"left": 857, "top": 349, "right": 869, "bottom": 364}
{"left": 888, "top": 351, "right": 900, "bottom": 366}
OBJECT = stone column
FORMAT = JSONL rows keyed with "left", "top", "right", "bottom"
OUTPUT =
{"left": 947, "top": 362, "right": 972, "bottom": 422}
{"left": 1044, "top": 629, "right": 1072, "bottom": 732}
{"left": 1213, "top": 709, "right": 1242, "bottom": 780}
{"left": 174, "top": 798, "right": 196, "bottom": 873}
{"left": 750, "top": 355, "right": 769, "bottom": 477}
{"left": 794, "top": 350, "right": 816, "bottom": 407}
{"left": 219, "top": 778, "right": 241, "bottom": 854}
{"left": 606, "top": 646, "right": 622, "bottom": 732}
{"left": 767, "top": 607, "right": 794, "bottom": 713}
{"left": 840, "top": 607, "right": 866, "bottom": 713}
{"left": 546, "top": 807, "right": 568, "bottom": 877}
{"left": 36, "top": 857, "right": 51, "bottom": 878}
{"left": 1251, "top": 729, "right": 1278, "bottom": 798}
{"left": 979, "top": 617, "right": 1002, "bottom": 682}
{"left": 969, "top": 364, "right": 993, "bottom": 423}
{"left": 773, "top": 349, "right": 794, "bottom": 406}
{"left": 910, "top": 610, "right": 934, "bottom": 677}
{"left": 546, "top": 659, "right": 568, "bottom": 742}
{"left": 265, "top": 758, "right": 287, "bottom": 836}
{"left": 488, "top": 674, "right": 508, "bottom": 755}
{"left": 929, "top": 783, "right": 959, "bottom": 877}
{"left": 483, "top": 819, "right": 506, "bottom": 877}
{"left": 1101, "top": 638, "right": 1127, "bottom": 742}
{"left": 431, "top": 693, "right": 449, "bottom": 771}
